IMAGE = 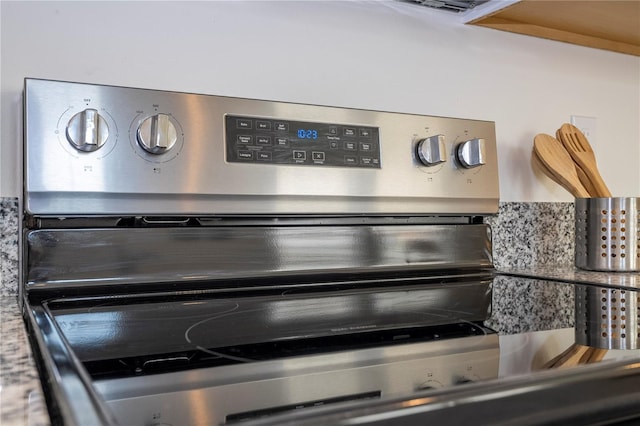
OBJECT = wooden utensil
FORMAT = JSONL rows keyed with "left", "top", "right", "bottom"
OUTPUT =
{"left": 532, "top": 150, "right": 587, "bottom": 198}
{"left": 574, "top": 162, "right": 599, "bottom": 197}
{"left": 533, "top": 135, "right": 605, "bottom": 367}
{"left": 555, "top": 130, "right": 598, "bottom": 197}
{"left": 532, "top": 132, "right": 611, "bottom": 370}
{"left": 542, "top": 344, "right": 608, "bottom": 369}
{"left": 531, "top": 149, "right": 557, "bottom": 181}
{"left": 557, "top": 123, "right": 612, "bottom": 197}
{"left": 533, "top": 133, "right": 590, "bottom": 198}
{"left": 584, "top": 347, "right": 608, "bottom": 363}
{"left": 542, "top": 344, "right": 591, "bottom": 369}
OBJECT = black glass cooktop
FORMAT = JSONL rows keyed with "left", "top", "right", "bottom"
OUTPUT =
{"left": 44, "top": 279, "right": 493, "bottom": 377}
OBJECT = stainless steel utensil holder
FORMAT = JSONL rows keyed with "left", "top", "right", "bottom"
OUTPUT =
{"left": 575, "top": 285, "right": 639, "bottom": 350}
{"left": 575, "top": 197, "right": 640, "bottom": 272}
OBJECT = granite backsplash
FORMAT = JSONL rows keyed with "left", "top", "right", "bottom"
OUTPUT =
{"left": 1, "top": 198, "right": 19, "bottom": 297}
{"left": 485, "top": 202, "right": 575, "bottom": 333}
{"left": 0, "top": 198, "right": 575, "bottom": 332}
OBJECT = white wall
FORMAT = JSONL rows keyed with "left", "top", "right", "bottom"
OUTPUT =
{"left": 2, "top": 0, "right": 639, "bottom": 201}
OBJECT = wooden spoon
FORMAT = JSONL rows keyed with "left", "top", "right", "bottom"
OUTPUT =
{"left": 533, "top": 133, "right": 590, "bottom": 198}
{"left": 532, "top": 149, "right": 587, "bottom": 198}
{"left": 557, "top": 123, "right": 612, "bottom": 197}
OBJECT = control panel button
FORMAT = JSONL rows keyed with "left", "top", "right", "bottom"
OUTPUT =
{"left": 456, "top": 138, "right": 486, "bottom": 169}
{"left": 359, "top": 128, "right": 372, "bottom": 138}
{"left": 256, "top": 136, "right": 272, "bottom": 146}
{"left": 274, "top": 122, "right": 289, "bottom": 132}
{"left": 360, "top": 157, "right": 374, "bottom": 166}
{"left": 256, "top": 120, "right": 271, "bottom": 130}
{"left": 360, "top": 142, "right": 373, "bottom": 152}
{"left": 312, "top": 151, "right": 325, "bottom": 162}
{"left": 237, "top": 135, "right": 252, "bottom": 144}
{"left": 237, "top": 150, "right": 253, "bottom": 160}
{"left": 137, "top": 113, "right": 177, "bottom": 154}
{"left": 293, "top": 150, "right": 306, "bottom": 161}
{"left": 417, "top": 135, "right": 446, "bottom": 166}
{"left": 236, "top": 119, "right": 252, "bottom": 129}
{"left": 344, "top": 142, "right": 357, "bottom": 151}
{"left": 257, "top": 152, "right": 272, "bottom": 161}
{"left": 275, "top": 137, "right": 289, "bottom": 147}
{"left": 344, "top": 128, "right": 356, "bottom": 137}
{"left": 345, "top": 155, "right": 358, "bottom": 165}
{"left": 66, "top": 109, "right": 109, "bottom": 152}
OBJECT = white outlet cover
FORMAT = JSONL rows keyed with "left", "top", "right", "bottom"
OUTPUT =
{"left": 570, "top": 115, "right": 597, "bottom": 146}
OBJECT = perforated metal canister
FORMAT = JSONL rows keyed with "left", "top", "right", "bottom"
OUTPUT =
{"left": 575, "top": 285, "right": 639, "bottom": 350}
{"left": 575, "top": 197, "right": 640, "bottom": 271}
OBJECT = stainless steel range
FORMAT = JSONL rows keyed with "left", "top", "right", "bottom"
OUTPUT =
{"left": 21, "top": 78, "right": 500, "bottom": 425}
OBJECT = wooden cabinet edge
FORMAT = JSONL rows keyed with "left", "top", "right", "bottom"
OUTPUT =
{"left": 473, "top": 16, "right": 640, "bottom": 56}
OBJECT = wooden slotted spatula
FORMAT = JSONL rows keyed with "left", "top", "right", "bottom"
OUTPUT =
{"left": 557, "top": 123, "right": 612, "bottom": 197}
{"left": 555, "top": 129, "right": 598, "bottom": 197}
{"left": 533, "top": 134, "right": 590, "bottom": 198}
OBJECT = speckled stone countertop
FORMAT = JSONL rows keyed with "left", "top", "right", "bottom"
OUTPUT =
{"left": 0, "top": 297, "right": 49, "bottom": 425}
{"left": 0, "top": 199, "right": 607, "bottom": 424}
{"left": 1, "top": 198, "right": 49, "bottom": 425}
{"left": 1, "top": 198, "right": 19, "bottom": 297}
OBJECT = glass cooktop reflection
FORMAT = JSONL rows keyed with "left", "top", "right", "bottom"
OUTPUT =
{"left": 45, "top": 279, "right": 493, "bottom": 378}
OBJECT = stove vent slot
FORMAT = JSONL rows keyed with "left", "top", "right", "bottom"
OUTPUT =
{"left": 225, "top": 391, "right": 381, "bottom": 424}
{"left": 403, "top": 0, "right": 490, "bottom": 13}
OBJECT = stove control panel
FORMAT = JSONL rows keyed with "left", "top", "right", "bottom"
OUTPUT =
{"left": 24, "top": 78, "right": 500, "bottom": 216}
{"left": 225, "top": 115, "right": 381, "bottom": 168}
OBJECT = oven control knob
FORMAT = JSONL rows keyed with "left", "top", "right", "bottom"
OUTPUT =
{"left": 66, "top": 109, "right": 109, "bottom": 152}
{"left": 456, "top": 138, "right": 486, "bottom": 168}
{"left": 137, "top": 113, "right": 177, "bottom": 154}
{"left": 417, "top": 135, "right": 446, "bottom": 166}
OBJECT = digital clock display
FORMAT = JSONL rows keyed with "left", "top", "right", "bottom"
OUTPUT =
{"left": 297, "top": 129, "right": 318, "bottom": 139}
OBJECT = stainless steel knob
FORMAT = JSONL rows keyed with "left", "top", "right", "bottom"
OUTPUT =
{"left": 417, "top": 135, "right": 446, "bottom": 166}
{"left": 456, "top": 138, "right": 486, "bottom": 168}
{"left": 137, "top": 114, "right": 177, "bottom": 154}
{"left": 66, "top": 109, "right": 109, "bottom": 152}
